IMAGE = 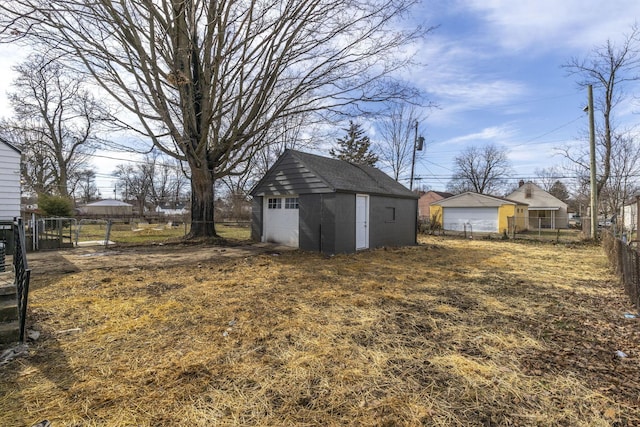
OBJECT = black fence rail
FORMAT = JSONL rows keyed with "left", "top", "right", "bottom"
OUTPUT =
{"left": 1, "top": 219, "right": 31, "bottom": 342}
{"left": 14, "top": 219, "right": 31, "bottom": 341}
{"left": 602, "top": 230, "right": 640, "bottom": 310}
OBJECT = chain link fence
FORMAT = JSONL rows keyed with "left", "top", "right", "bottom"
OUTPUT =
{"left": 602, "top": 229, "right": 640, "bottom": 310}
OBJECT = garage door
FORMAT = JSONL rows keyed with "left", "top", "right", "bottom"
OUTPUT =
{"left": 443, "top": 207, "right": 498, "bottom": 232}
{"left": 263, "top": 196, "right": 299, "bottom": 247}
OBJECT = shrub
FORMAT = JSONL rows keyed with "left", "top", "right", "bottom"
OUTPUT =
{"left": 38, "top": 194, "right": 74, "bottom": 217}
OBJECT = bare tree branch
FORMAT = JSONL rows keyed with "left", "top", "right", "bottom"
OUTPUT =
{"left": 0, "top": 0, "right": 430, "bottom": 237}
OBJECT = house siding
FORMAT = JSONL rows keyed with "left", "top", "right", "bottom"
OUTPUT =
{"left": 507, "top": 182, "right": 568, "bottom": 229}
{"left": 418, "top": 191, "right": 452, "bottom": 219}
{"left": 498, "top": 204, "right": 528, "bottom": 233}
{"left": 430, "top": 205, "right": 443, "bottom": 228}
{"left": 0, "top": 141, "right": 21, "bottom": 221}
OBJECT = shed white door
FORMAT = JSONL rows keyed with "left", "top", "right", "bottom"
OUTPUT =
{"left": 355, "top": 194, "right": 369, "bottom": 250}
{"left": 443, "top": 207, "right": 498, "bottom": 232}
{"left": 263, "top": 196, "right": 299, "bottom": 247}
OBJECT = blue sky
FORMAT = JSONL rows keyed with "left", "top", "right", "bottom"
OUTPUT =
{"left": 407, "top": 0, "right": 640, "bottom": 192}
{"left": 1, "top": 1, "right": 640, "bottom": 196}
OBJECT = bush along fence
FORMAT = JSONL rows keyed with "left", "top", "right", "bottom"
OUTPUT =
{"left": 602, "top": 230, "right": 640, "bottom": 310}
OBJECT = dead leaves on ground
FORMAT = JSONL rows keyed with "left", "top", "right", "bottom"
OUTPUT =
{"left": 1, "top": 236, "right": 639, "bottom": 426}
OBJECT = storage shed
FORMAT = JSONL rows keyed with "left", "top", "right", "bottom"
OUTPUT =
{"left": 250, "top": 150, "right": 419, "bottom": 254}
{"left": 0, "top": 139, "right": 21, "bottom": 221}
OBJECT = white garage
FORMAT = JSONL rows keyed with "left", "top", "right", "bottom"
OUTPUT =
{"left": 442, "top": 207, "right": 498, "bottom": 232}
{"left": 431, "top": 192, "right": 528, "bottom": 234}
{"left": 262, "top": 196, "right": 299, "bottom": 246}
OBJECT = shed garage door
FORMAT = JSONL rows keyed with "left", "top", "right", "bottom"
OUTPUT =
{"left": 263, "top": 196, "right": 299, "bottom": 247}
{"left": 443, "top": 207, "right": 498, "bottom": 232}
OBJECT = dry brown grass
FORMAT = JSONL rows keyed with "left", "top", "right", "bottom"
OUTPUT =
{"left": 2, "top": 236, "right": 639, "bottom": 426}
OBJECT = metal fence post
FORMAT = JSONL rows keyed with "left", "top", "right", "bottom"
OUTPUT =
{"left": 0, "top": 240, "right": 5, "bottom": 272}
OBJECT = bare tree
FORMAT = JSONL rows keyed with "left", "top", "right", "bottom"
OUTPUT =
{"left": 73, "top": 169, "right": 100, "bottom": 204}
{"left": 601, "top": 132, "right": 640, "bottom": 227}
{"left": 534, "top": 166, "right": 565, "bottom": 192}
{"left": 113, "top": 163, "right": 154, "bottom": 215}
{"left": 375, "top": 103, "right": 423, "bottom": 181}
{"left": 0, "top": 122, "right": 51, "bottom": 195}
{"left": 218, "top": 112, "right": 317, "bottom": 220}
{"left": 447, "top": 144, "right": 512, "bottom": 195}
{"left": 0, "top": 0, "right": 428, "bottom": 238}
{"left": 3, "top": 53, "right": 109, "bottom": 198}
{"left": 563, "top": 25, "right": 640, "bottom": 199}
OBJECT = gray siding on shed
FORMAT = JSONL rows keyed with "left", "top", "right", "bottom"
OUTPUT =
{"left": 252, "top": 153, "right": 332, "bottom": 196}
{"left": 369, "top": 196, "right": 417, "bottom": 248}
{"left": 299, "top": 193, "right": 322, "bottom": 252}
{"left": 298, "top": 193, "right": 356, "bottom": 254}
{"left": 250, "top": 150, "right": 418, "bottom": 254}
{"left": 297, "top": 193, "right": 416, "bottom": 254}
{"left": 302, "top": 193, "right": 356, "bottom": 254}
{"left": 251, "top": 196, "right": 263, "bottom": 242}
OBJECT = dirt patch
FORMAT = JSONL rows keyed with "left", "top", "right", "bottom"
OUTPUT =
{"left": 26, "top": 241, "right": 293, "bottom": 278}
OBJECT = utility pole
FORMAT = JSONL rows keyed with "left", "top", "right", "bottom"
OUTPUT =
{"left": 409, "top": 120, "right": 425, "bottom": 191}
{"left": 588, "top": 84, "right": 598, "bottom": 239}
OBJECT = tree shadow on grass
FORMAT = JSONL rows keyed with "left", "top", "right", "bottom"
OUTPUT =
{"left": 0, "top": 331, "right": 78, "bottom": 427}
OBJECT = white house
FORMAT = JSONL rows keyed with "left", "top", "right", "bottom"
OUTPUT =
{"left": 155, "top": 203, "right": 188, "bottom": 216}
{"left": 507, "top": 181, "right": 569, "bottom": 229}
{"left": 0, "top": 139, "right": 21, "bottom": 221}
{"left": 621, "top": 199, "right": 638, "bottom": 234}
{"left": 78, "top": 199, "right": 134, "bottom": 216}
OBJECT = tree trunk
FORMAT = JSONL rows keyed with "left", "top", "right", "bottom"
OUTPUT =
{"left": 189, "top": 166, "right": 217, "bottom": 238}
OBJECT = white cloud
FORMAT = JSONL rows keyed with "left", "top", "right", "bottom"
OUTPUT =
{"left": 460, "top": 0, "right": 640, "bottom": 53}
{"left": 0, "top": 44, "right": 28, "bottom": 117}
{"left": 439, "top": 124, "right": 517, "bottom": 145}
{"left": 409, "top": 34, "right": 530, "bottom": 125}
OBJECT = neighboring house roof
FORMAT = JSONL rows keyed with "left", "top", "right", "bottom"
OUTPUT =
{"left": 507, "top": 182, "right": 567, "bottom": 210}
{"left": 0, "top": 138, "right": 21, "bottom": 154}
{"left": 251, "top": 149, "right": 418, "bottom": 199}
{"left": 429, "top": 191, "right": 454, "bottom": 199}
{"left": 431, "top": 192, "right": 527, "bottom": 208}
{"left": 85, "top": 199, "right": 133, "bottom": 207}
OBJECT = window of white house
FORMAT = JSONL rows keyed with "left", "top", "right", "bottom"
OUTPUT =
{"left": 285, "top": 197, "right": 299, "bottom": 209}
{"left": 268, "top": 198, "right": 282, "bottom": 209}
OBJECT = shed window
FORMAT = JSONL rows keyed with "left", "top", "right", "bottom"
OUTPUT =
{"left": 268, "top": 198, "right": 282, "bottom": 209}
{"left": 285, "top": 197, "right": 299, "bottom": 209}
{"left": 385, "top": 207, "right": 396, "bottom": 222}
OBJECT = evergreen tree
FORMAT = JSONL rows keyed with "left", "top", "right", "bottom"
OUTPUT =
{"left": 330, "top": 121, "right": 378, "bottom": 166}
{"left": 549, "top": 180, "right": 570, "bottom": 202}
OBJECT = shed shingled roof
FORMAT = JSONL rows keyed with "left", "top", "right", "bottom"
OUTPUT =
{"left": 251, "top": 150, "right": 418, "bottom": 199}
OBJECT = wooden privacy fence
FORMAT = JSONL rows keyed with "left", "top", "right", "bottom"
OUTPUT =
{"left": 602, "top": 230, "right": 640, "bottom": 310}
